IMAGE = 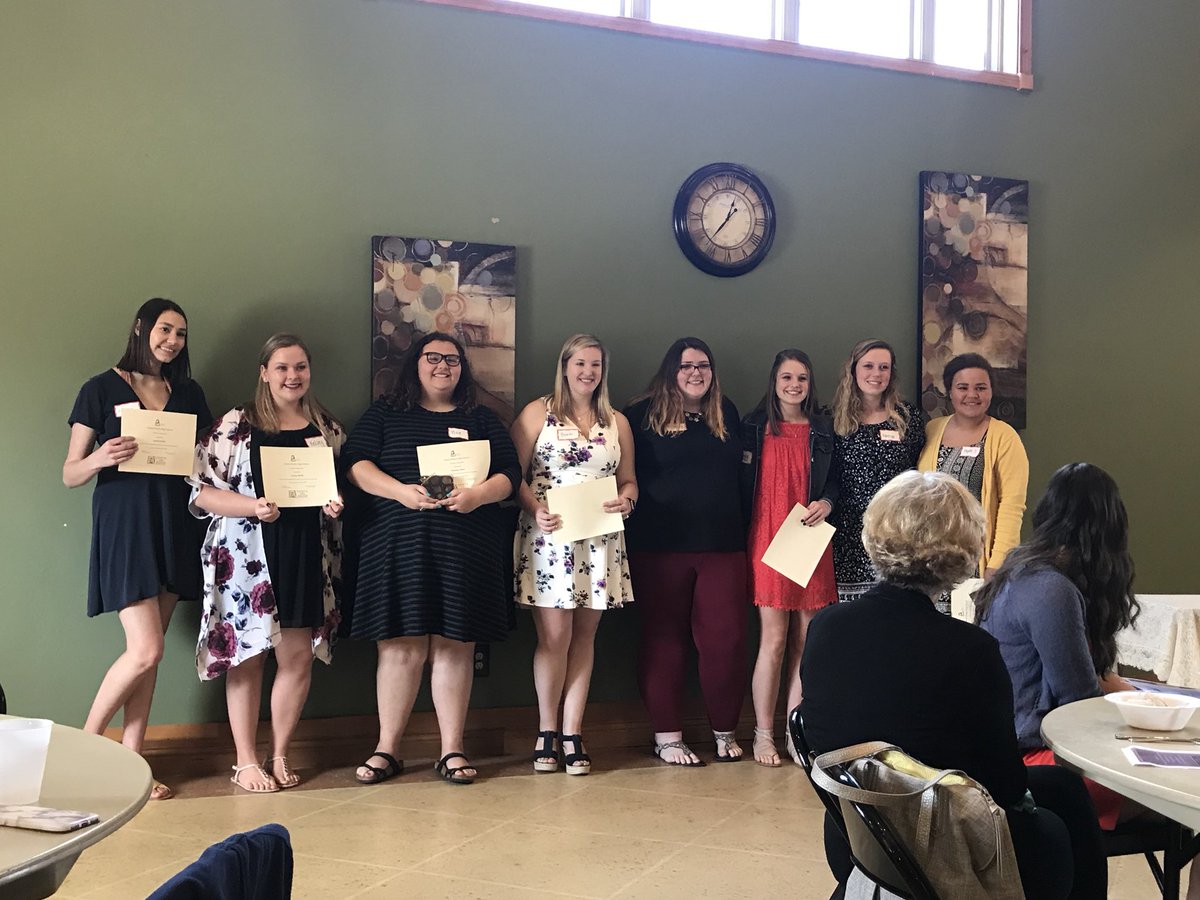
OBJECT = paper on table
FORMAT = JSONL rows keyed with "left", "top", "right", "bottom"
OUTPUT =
{"left": 546, "top": 476, "right": 624, "bottom": 545}
{"left": 1126, "top": 678, "right": 1200, "bottom": 701}
{"left": 1123, "top": 746, "right": 1200, "bottom": 769}
{"left": 259, "top": 446, "right": 337, "bottom": 508}
{"left": 760, "top": 503, "right": 835, "bottom": 589}
{"left": 119, "top": 408, "right": 197, "bottom": 476}
{"left": 949, "top": 577, "right": 985, "bottom": 622}
{"left": 416, "top": 440, "right": 490, "bottom": 488}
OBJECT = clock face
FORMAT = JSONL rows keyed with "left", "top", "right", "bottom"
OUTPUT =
{"left": 673, "top": 163, "right": 776, "bottom": 277}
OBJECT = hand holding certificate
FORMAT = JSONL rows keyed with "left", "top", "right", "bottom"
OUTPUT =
{"left": 546, "top": 476, "right": 624, "bottom": 544}
{"left": 259, "top": 446, "right": 338, "bottom": 508}
{"left": 118, "top": 409, "right": 197, "bottom": 476}
{"left": 416, "top": 440, "right": 491, "bottom": 489}
{"left": 760, "top": 503, "right": 836, "bottom": 588}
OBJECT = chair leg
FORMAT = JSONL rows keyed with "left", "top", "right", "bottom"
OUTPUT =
{"left": 1143, "top": 849, "right": 1166, "bottom": 894}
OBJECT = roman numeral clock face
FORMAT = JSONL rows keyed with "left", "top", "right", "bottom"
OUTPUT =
{"left": 672, "top": 163, "right": 776, "bottom": 277}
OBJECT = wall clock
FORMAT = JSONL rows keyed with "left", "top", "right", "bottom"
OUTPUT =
{"left": 672, "top": 162, "right": 776, "bottom": 277}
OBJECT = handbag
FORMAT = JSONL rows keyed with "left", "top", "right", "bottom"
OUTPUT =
{"left": 811, "top": 741, "right": 1025, "bottom": 900}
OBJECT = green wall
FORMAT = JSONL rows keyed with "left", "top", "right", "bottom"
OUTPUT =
{"left": 3, "top": 0, "right": 1197, "bottom": 726}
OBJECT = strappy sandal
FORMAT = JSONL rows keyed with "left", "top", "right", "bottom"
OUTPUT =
{"left": 652, "top": 740, "right": 706, "bottom": 767}
{"left": 150, "top": 780, "right": 174, "bottom": 801}
{"left": 532, "top": 730, "right": 560, "bottom": 773}
{"left": 712, "top": 730, "right": 743, "bottom": 762}
{"left": 784, "top": 727, "right": 804, "bottom": 767}
{"left": 435, "top": 752, "right": 476, "bottom": 785}
{"left": 264, "top": 756, "right": 301, "bottom": 789}
{"left": 231, "top": 763, "right": 279, "bottom": 793}
{"left": 355, "top": 751, "right": 404, "bottom": 785}
{"left": 753, "top": 727, "right": 782, "bottom": 768}
{"left": 560, "top": 733, "right": 591, "bottom": 776}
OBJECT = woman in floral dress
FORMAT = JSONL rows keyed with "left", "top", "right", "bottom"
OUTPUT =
{"left": 190, "top": 333, "right": 344, "bottom": 793}
{"left": 512, "top": 334, "right": 637, "bottom": 775}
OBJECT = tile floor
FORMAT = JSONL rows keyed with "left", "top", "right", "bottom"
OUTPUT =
{"left": 54, "top": 747, "right": 1171, "bottom": 899}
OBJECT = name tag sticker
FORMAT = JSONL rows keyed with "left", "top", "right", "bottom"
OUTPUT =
{"left": 742, "top": 451, "right": 753, "bottom": 465}
{"left": 448, "top": 427, "right": 469, "bottom": 440}
{"left": 305, "top": 436, "right": 328, "bottom": 448}
{"left": 959, "top": 445, "right": 982, "bottom": 458}
{"left": 114, "top": 401, "right": 140, "bottom": 418}
{"left": 557, "top": 427, "right": 580, "bottom": 441}
{"left": 880, "top": 429, "right": 901, "bottom": 442}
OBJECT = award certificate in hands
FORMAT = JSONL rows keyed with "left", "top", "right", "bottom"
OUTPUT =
{"left": 259, "top": 446, "right": 338, "bottom": 508}
{"left": 546, "top": 475, "right": 624, "bottom": 544}
{"left": 416, "top": 440, "right": 491, "bottom": 488}
{"left": 118, "top": 409, "right": 197, "bottom": 476}
{"left": 760, "top": 503, "right": 836, "bottom": 588}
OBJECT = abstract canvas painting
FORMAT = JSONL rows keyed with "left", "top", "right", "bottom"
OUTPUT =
{"left": 371, "top": 236, "right": 516, "bottom": 424}
{"left": 918, "top": 172, "right": 1028, "bottom": 428}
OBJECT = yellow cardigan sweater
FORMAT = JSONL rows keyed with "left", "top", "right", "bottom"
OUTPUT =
{"left": 918, "top": 416, "right": 1029, "bottom": 572}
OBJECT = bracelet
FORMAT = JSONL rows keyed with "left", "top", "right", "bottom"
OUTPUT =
{"left": 627, "top": 497, "right": 637, "bottom": 513}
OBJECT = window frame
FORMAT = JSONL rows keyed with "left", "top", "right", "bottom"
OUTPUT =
{"left": 411, "top": 0, "right": 1033, "bottom": 91}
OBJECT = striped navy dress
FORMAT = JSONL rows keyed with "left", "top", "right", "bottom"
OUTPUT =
{"left": 342, "top": 400, "right": 520, "bottom": 643}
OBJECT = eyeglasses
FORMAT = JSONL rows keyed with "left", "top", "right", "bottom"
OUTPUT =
{"left": 422, "top": 352, "right": 462, "bottom": 367}
{"left": 678, "top": 362, "right": 712, "bottom": 373}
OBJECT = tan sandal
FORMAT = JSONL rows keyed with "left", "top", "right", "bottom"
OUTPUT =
{"left": 264, "top": 756, "right": 301, "bottom": 789}
{"left": 231, "top": 763, "right": 279, "bottom": 793}
{"left": 753, "top": 727, "right": 782, "bottom": 768}
{"left": 149, "top": 780, "right": 174, "bottom": 800}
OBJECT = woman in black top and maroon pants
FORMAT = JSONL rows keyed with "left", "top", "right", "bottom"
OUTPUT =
{"left": 624, "top": 338, "right": 747, "bottom": 766}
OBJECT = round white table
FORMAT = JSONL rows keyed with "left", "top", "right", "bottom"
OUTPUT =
{"left": 1042, "top": 697, "right": 1200, "bottom": 831}
{"left": 0, "top": 718, "right": 151, "bottom": 900}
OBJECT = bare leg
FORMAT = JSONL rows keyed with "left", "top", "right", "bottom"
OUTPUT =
{"left": 226, "top": 652, "right": 273, "bottom": 791}
{"left": 429, "top": 636, "right": 476, "bottom": 779}
{"left": 750, "top": 606, "right": 788, "bottom": 766}
{"left": 783, "top": 608, "right": 819, "bottom": 714}
{"left": 267, "top": 628, "right": 314, "bottom": 785}
{"left": 530, "top": 607, "right": 571, "bottom": 765}
{"left": 560, "top": 608, "right": 603, "bottom": 736}
{"left": 357, "top": 636, "right": 428, "bottom": 780}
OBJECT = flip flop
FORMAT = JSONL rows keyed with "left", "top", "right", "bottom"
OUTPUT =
{"left": 652, "top": 740, "right": 706, "bottom": 767}
{"left": 231, "top": 763, "right": 279, "bottom": 793}
{"left": 712, "top": 730, "right": 743, "bottom": 763}
{"left": 264, "top": 756, "right": 301, "bottom": 789}
{"left": 355, "top": 751, "right": 404, "bottom": 785}
{"left": 435, "top": 752, "right": 476, "bottom": 785}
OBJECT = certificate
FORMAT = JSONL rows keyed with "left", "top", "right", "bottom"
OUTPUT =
{"left": 546, "top": 476, "right": 624, "bottom": 544}
{"left": 416, "top": 439, "right": 490, "bottom": 488}
{"left": 948, "top": 577, "right": 985, "bottom": 623}
{"left": 259, "top": 446, "right": 338, "bottom": 508}
{"left": 118, "top": 409, "right": 197, "bottom": 476}
{"left": 760, "top": 503, "right": 836, "bottom": 588}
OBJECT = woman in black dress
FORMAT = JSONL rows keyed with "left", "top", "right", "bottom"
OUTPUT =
{"left": 344, "top": 332, "right": 520, "bottom": 785}
{"left": 191, "top": 334, "right": 345, "bottom": 793}
{"left": 64, "top": 298, "right": 212, "bottom": 801}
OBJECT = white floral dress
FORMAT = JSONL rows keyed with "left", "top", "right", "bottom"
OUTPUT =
{"left": 514, "top": 409, "right": 634, "bottom": 610}
{"left": 188, "top": 407, "right": 344, "bottom": 681}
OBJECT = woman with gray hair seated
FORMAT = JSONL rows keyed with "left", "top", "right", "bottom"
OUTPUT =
{"left": 800, "top": 471, "right": 1106, "bottom": 900}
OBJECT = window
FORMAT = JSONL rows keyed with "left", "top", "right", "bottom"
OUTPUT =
{"left": 417, "top": 0, "right": 1033, "bottom": 90}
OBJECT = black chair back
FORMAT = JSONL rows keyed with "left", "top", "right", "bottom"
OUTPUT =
{"left": 789, "top": 708, "right": 942, "bottom": 900}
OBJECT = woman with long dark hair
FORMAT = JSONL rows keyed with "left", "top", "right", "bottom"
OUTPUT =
{"left": 190, "top": 333, "right": 344, "bottom": 792}
{"left": 741, "top": 349, "right": 838, "bottom": 767}
{"left": 624, "top": 337, "right": 747, "bottom": 766}
{"left": 343, "top": 332, "right": 520, "bottom": 785}
{"left": 64, "top": 298, "right": 212, "bottom": 800}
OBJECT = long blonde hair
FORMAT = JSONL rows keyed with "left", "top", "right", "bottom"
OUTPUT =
{"left": 830, "top": 339, "right": 910, "bottom": 438}
{"left": 633, "top": 337, "right": 728, "bottom": 440}
{"left": 546, "top": 333, "right": 614, "bottom": 428}
{"left": 245, "top": 333, "right": 337, "bottom": 443}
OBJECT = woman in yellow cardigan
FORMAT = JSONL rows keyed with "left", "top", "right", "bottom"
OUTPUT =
{"left": 918, "top": 354, "right": 1028, "bottom": 579}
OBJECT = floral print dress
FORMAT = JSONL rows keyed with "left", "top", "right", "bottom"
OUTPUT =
{"left": 514, "top": 409, "right": 634, "bottom": 610}
{"left": 188, "top": 407, "right": 344, "bottom": 681}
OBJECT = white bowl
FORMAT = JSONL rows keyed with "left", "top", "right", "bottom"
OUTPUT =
{"left": 1105, "top": 691, "right": 1200, "bottom": 731}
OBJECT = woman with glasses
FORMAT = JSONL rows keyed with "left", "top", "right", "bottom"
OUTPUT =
{"left": 512, "top": 334, "right": 637, "bottom": 775}
{"left": 343, "top": 331, "right": 520, "bottom": 785}
{"left": 828, "top": 339, "right": 924, "bottom": 605}
{"left": 624, "top": 337, "right": 747, "bottom": 766}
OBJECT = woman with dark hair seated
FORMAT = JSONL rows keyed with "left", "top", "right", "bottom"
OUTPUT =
{"left": 801, "top": 471, "right": 1106, "bottom": 900}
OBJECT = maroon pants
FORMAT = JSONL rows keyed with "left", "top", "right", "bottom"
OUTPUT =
{"left": 629, "top": 551, "right": 748, "bottom": 733}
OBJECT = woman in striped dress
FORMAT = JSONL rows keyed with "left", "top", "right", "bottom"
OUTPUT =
{"left": 343, "top": 332, "right": 520, "bottom": 785}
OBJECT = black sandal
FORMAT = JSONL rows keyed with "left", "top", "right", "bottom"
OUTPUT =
{"left": 532, "top": 730, "right": 560, "bottom": 773}
{"left": 560, "top": 733, "right": 592, "bottom": 776}
{"left": 435, "top": 752, "right": 476, "bottom": 785}
{"left": 355, "top": 751, "right": 404, "bottom": 785}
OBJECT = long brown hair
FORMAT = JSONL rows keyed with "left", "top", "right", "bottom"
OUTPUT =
{"left": 244, "top": 333, "right": 337, "bottom": 443}
{"left": 116, "top": 298, "right": 192, "bottom": 384}
{"left": 751, "top": 349, "right": 819, "bottom": 436}
{"left": 830, "top": 339, "right": 910, "bottom": 438}
{"left": 546, "top": 334, "right": 613, "bottom": 428}
{"left": 632, "top": 337, "right": 727, "bottom": 440}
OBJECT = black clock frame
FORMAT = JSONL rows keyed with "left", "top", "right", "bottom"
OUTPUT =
{"left": 672, "top": 162, "right": 777, "bottom": 278}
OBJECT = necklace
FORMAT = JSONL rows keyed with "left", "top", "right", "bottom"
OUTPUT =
{"left": 683, "top": 410, "right": 703, "bottom": 423}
